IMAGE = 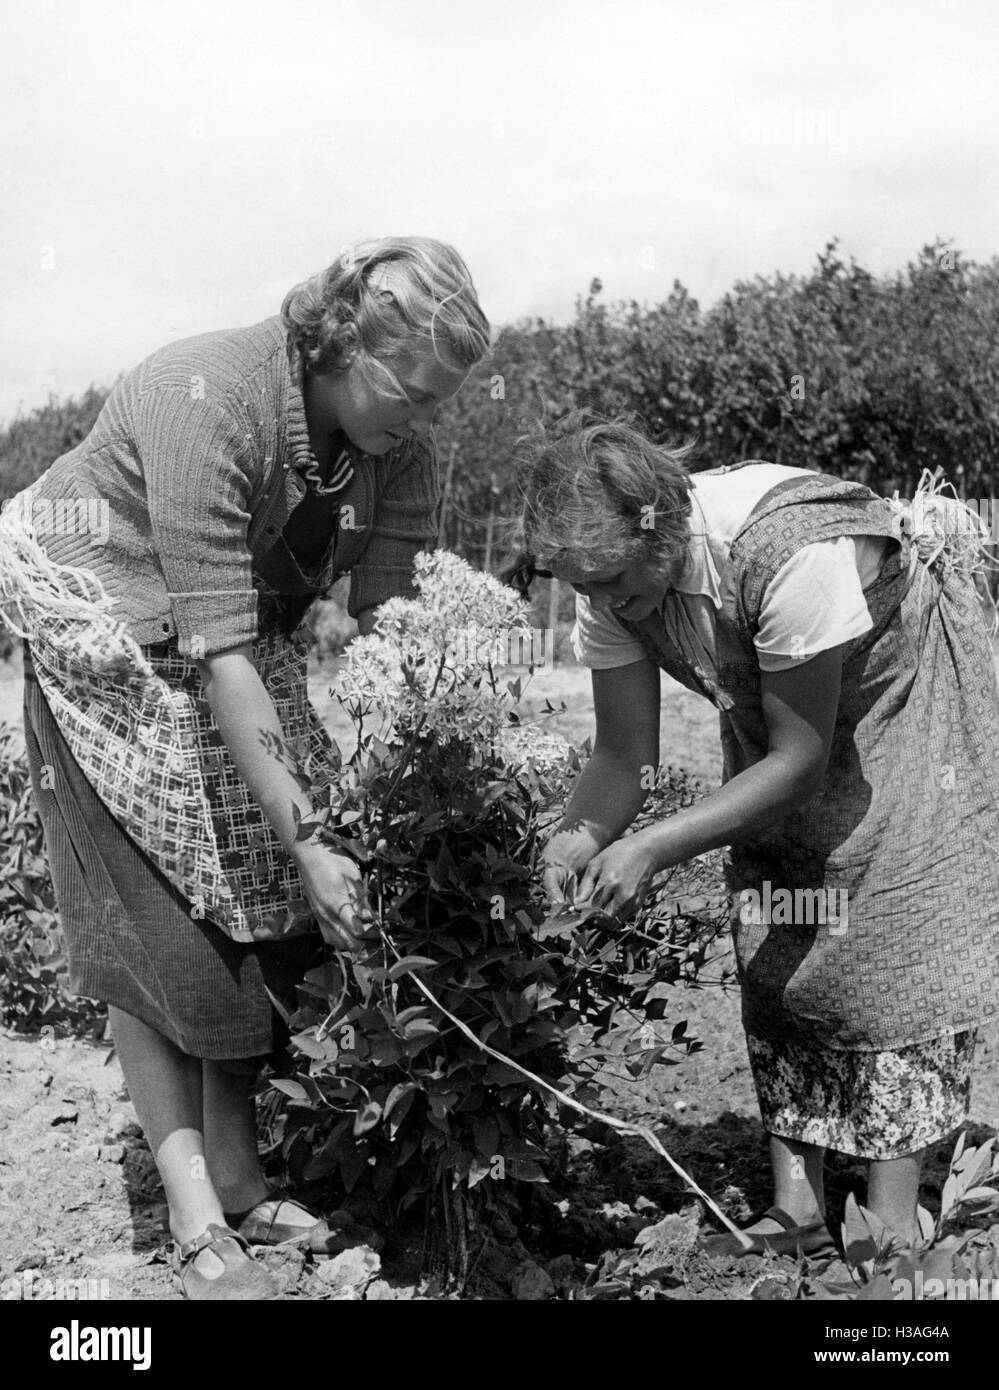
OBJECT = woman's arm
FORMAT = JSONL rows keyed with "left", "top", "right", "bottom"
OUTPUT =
{"left": 197, "top": 644, "right": 372, "bottom": 949}
{"left": 541, "top": 658, "right": 660, "bottom": 897}
{"left": 576, "top": 643, "right": 845, "bottom": 914}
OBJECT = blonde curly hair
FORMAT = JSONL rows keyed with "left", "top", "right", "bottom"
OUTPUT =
{"left": 281, "top": 237, "right": 491, "bottom": 382}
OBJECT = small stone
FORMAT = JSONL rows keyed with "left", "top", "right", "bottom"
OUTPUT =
{"left": 600, "top": 1201, "right": 646, "bottom": 1241}
{"left": 635, "top": 1196, "right": 661, "bottom": 1217}
{"left": 633, "top": 1212, "right": 701, "bottom": 1281}
{"left": 364, "top": 1278, "right": 414, "bottom": 1301}
{"left": 673, "top": 1100, "right": 687, "bottom": 1112}
{"left": 256, "top": 1244, "right": 306, "bottom": 1293}
{"left": 105, "top": 1108, "right": 142, "bottom": 1141}
{"left": 14, "top": 1251, "right": 47, "bottom": 1273}
{"left": 61, "top": 1084, "right": 93, "bottom": 1106}
{"left": 751, "top": 1275, "right": 795, "bottom": 1301}
{"left": 256, "top": 1243, "right": 306, "bottom": 1272}
{"left": 99, "top": 1143, "right": 126, "bottom": 1164}
{"left": 49, "top": 1103, "right": 78, "bottom": 1126}
{"left": 39, "top": 1072, "right": 54, "bottom": 1088}
{"left": 510, "top": 1259, "right": 556, "bottom": 1301}
{"left": 315, "top": 1245, "right": 381, "bottom": 1296}
{"left": 546, "top": 1254, "right": 577, "bottom": 1292}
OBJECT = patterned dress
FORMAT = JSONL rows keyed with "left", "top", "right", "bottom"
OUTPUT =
{"left": 619, "top": 466, "right": 999, "bottom": 1158}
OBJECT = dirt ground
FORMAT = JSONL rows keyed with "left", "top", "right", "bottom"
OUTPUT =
{"left": 2, "top": 652, "right": 998, "bottom": 1300}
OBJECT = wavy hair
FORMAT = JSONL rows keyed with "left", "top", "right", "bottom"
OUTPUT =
{"left": 281, "top": 237, "right": 491, "bottom": 382}
{"left": 504, "top": 410, "right": 695, "bottom": 588}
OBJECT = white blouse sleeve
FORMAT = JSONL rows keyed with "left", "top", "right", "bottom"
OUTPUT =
{"left": 754, "top": 535, "right": 885, "bottom": 671}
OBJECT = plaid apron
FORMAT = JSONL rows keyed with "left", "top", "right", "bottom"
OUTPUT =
{"left": 24, "top": 532, "right": 343, "bottom": 944}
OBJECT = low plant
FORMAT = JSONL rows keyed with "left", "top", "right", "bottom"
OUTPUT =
{"left": 0, "top": 723, "right": 106, "bottom": 1037}
{"left": 262, "top": 552, "right": 730, "bottom": 1285}
{"left": 799, "top": 1133, "right": 999, "bottom": 1302}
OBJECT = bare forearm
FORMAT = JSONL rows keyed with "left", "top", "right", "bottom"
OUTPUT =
{"left": 545, "top": 746, "right": 650, "bottom": 871}
{"left": 641, "top": 751, "right": 820, "bottom": 869}
{"left": 199, "top": 650, "right": 317, "bottom": 854}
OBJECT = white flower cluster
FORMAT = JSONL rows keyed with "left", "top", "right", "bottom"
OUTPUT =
{"left": 496, "top": 722, "right": 571, "bottom": 775}
{"left": 333, "top": 551, "right": 536, "bottom": 745}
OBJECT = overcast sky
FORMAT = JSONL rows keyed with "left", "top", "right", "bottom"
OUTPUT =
{"left": 2, "top": 0, "right": 997, "bottom": 423}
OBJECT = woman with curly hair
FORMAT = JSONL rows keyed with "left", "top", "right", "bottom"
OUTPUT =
{"left": 0, "top": 237, "right": 489, "bottom": 1297}
{"left": 510, "top": 411, "right": 999, "bottom": 1258}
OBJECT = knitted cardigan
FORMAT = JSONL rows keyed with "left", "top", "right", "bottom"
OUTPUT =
{"left": 22, "top": 316, "right": 439, "bottom": 657}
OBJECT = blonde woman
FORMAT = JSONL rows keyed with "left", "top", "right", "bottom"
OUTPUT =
{"left": 511, "top": 411, "right": 999, "bottom": 1258}
{"left": 0, "top": 238, "right": 490, "bottom": 1298}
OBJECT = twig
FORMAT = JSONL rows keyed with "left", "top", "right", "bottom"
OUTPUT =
{"left": 381, "top": 932, "right": 751, "bottom": 1247}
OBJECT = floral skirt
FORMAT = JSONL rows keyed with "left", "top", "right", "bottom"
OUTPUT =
{"left": 746, "top": 1031, "right": 978, "bottom": 1159}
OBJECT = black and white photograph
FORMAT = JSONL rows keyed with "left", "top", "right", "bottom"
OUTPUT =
{"left": 1, "top": 0, "right": 998, "bottom": 1355}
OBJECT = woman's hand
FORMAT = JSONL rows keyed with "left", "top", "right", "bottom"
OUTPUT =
{"left": 538, "top": 661, "right": 661, "bottom": 911}
{"left": 575, "top": 832, "right": 661, "bottom": 918}
{"left": 541, "top": 858, "right": 580, "bottom": 906}
{"left": 293, "top": 842, "right": 375, "bottom": 953}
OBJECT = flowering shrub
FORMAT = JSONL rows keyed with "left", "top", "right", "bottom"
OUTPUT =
{"left": 333, "top": 551, "right": 535, "bottom": 744}
{"left": 267, "top": 552, "right": 730, "bottom": 1281}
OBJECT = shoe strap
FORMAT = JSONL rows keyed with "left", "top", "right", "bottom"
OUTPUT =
{"left": 177, "top": 1223, "right": 247, "bottom": 1263}
{"left": 763, "top": 1205, "right": 823, "bottom": 1232}
{"left": 227, "top": 1188, "right": 315, "bottom": 1236}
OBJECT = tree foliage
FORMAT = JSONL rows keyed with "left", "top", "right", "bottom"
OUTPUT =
{"left": 438, "top": 241, "right": 999, "bottom": 566}
{"left": 3, "top": 240, "right": 997, "bottom": 578}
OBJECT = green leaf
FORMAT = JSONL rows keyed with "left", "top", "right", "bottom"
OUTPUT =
{"left": 954, "top": 1140, "right": 995, "bottom": 1190}
{"left": 290, "top": 1029, "right": 336, "bottom": 1061}
{"left": 269, "top": 1079, "right": 309, "bottom": 1103}
{"left": 428, "top": 1092, "right": 460, "bottom": 1119}
{"left": 940, "top": 1172, "right": 960, "bottom": 1220}
{"left": 388, "top": 955, "right": 439, "bottom": 981}
{"left": 353, "top": 1101, "right": 382, "bottom": 1136}
{"left": 369, "top": 736, "right": 391, "bottom": 763}
{"left": 383, "top": 1081, "right": 419, "bottom": 1120}
{"left": 916, "top": 1204, "right": 936, "bottom": 1244}
{"left": 467, "top": 1155, "right": 495, "bottom": 1189}
{"left": 402, "top": 1018, "right": 440, "bottom": 1039}
{"left": 506, "top": 1158, "right": 548, "bottom": 1183}
{"left": 959, "top": 1187, "right": 999, "bottom": 1206}
{"left": 303, "top": 960, "right": 344, "bottom": 993}
{"left": 394, "top": 1005, "right": 433, "bottom": 1027}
